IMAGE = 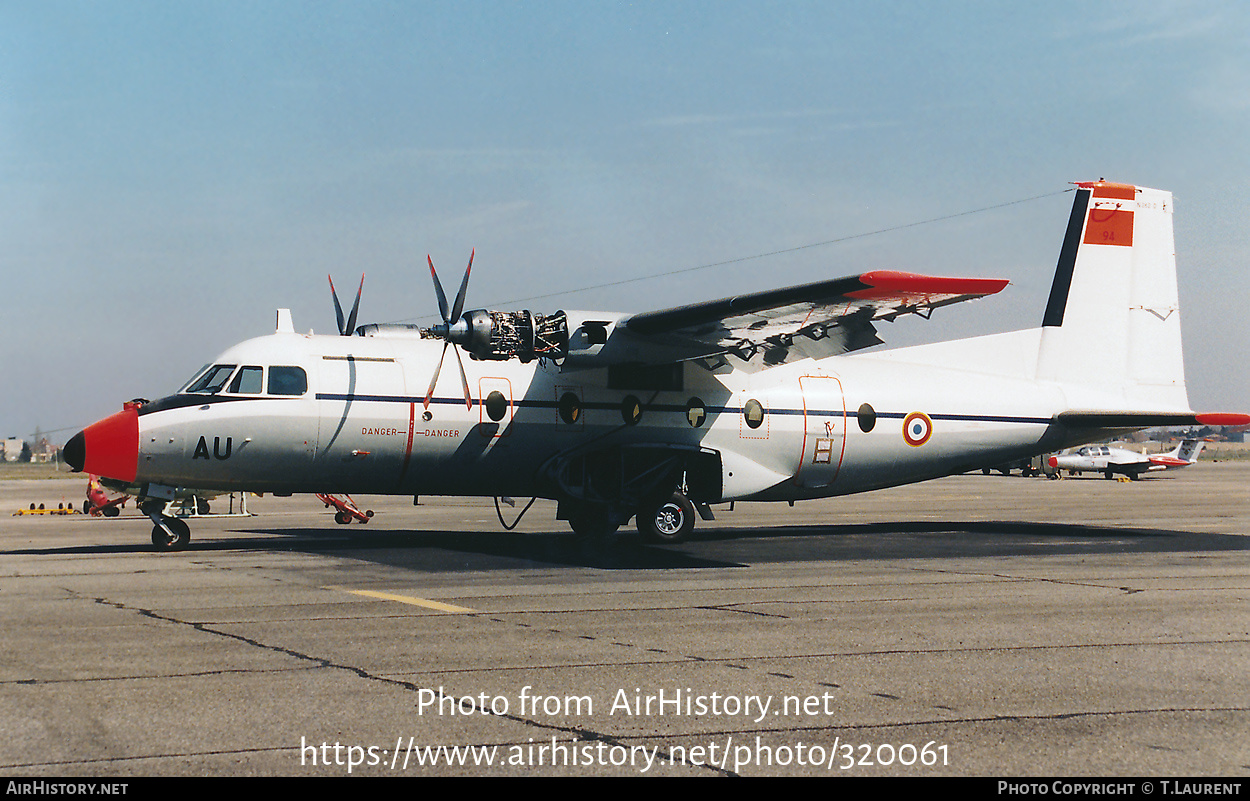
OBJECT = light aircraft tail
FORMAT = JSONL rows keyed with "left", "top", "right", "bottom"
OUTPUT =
{"left": 1174, "top": 438, "right": 1203, "bottom": 463}
{"left": 1035, "top": 181, "right": 1189, "bottom": 412}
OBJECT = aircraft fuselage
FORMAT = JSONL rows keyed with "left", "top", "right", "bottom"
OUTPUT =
{"left": 120, "top": 330, "right": 1071, "bottom": 503}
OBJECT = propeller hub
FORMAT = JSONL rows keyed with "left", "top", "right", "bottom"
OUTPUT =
{"left": 426, "top": 313, "right": 490, "bottom": 354}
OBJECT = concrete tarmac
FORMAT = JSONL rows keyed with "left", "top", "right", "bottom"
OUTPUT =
{"left": 0, "top": 464, "right": 1246, "bottom": 777}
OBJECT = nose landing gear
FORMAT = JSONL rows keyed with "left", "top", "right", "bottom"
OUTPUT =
{"left": 141, "top": 502, "right": 191, "bottom": 551}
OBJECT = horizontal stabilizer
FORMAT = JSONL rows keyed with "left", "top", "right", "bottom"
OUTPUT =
{"left": 1057, "top": 411, "right": 1250, "bottom": 428}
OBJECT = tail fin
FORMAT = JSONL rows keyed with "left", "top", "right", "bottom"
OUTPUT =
{"left": 1036, "top": 181, "right": 1189, "bottom": 412}
{"left": 1176, "top": 438, "right": 1203, "bottom": 463}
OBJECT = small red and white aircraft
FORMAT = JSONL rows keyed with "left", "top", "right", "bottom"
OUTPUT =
{"left": 1049, "top": 439, "right": 1204, "bottom": 479}
{"left": 64, "top": 181, "right": 1249, "bottom": 550}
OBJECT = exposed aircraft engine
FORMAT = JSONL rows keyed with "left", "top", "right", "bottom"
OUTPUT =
{"left": 433, "top": 309, "right": 568, "bottom": 362}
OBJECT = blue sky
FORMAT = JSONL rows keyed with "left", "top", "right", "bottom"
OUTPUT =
{"left": 3, "top": 1, "right": 1247, "bottom": 441}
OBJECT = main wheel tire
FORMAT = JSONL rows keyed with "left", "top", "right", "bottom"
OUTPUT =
{"left": 335, "top": 511, "right": 352, "bottom": 524}
{"left": 637, "top": 493, "right": 696, "bottom": 544}
{"left": 567, "top": 504, "right": 620, "bottom": 538}
{"left": 151, "top": 518, "right": 190, "bottom": 551}
{"left": 103, "top": 505, "right": 120, "bottom": 517}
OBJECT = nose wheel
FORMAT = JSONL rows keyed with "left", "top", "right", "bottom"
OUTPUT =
{"left": 150, "top": 518, "right": 190, "bottom": 551}
{"left": 141, "top": 501, "right": 191, "bottom": 551}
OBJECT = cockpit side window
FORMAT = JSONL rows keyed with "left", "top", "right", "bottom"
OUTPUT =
{"left": 268, "top": 366, "right": 307, "bottom": 396}
{"left": 185, "top": 364, "right": 237, "bottom": 394}
{"left": 228, "top": 366, "right": 264, "bottom": 394}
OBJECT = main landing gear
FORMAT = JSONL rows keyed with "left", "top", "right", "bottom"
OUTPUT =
{"left": 636, "top": 493, "right": 696, "bottom": 544}
{"left": 564, "top": 492, "right": 699, "bottom": 544}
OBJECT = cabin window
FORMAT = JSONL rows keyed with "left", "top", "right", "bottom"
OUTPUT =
{"left": 558, "top": 392, "right": 581, "bottom": 424}
{"left": 743, "top": 399, "right": 765, "bottom": 429}
{"left": 621, "top": 395, "right": 643, "bottom": 425}
{"left": 186, "top": 364, "right": 237, "bottom": 394}
{"left": 857, "top": 403, "right": 876, "bottom": 433}
{"left": 228, "top": 366, "right": 264, "bottom": 394}
{"left": 685, "top": 397, "right": 707, "bottom": 428}
{"left": 484, "top": 390, "right": 508, "bottom": 422}
{"left": 268, "top": 366, "right": 307, "bottom": 396}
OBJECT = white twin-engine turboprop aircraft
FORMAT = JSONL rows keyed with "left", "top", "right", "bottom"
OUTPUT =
{"left": 65, "top": 181, "right": 1248, "bottom": 550}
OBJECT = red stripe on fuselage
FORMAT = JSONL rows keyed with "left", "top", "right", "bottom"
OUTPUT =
{"left": 398, "top": 401, "right": 416, "bottom": 485}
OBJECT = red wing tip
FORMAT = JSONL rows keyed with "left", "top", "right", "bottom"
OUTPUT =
{"left": 1195, "top": 413, "right": 1250, "bottom": 427}
{"left": 856, "top": 270, "right": 1009, "bottom": 297}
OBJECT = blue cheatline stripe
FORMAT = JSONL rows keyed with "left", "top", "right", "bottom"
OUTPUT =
{"left": 315, "top": 393, "right": 1052, "bottom": 426}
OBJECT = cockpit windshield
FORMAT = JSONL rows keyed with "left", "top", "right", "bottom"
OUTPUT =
{"left": 185, "top": 364, "right": 237, "bottom": 394}
{"left": 179, "top": 363, "right": 307, "bottom": 396}
{"left": 178, "top": 364, "right": 211, "bottom": 393}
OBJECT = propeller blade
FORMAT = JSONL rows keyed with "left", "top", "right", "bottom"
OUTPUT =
{"left": 329, "top": 275, "right": 346, "bottom": 335}
{"left": 424, "top": 342, "right": 448, "bottom": 410}
{"left": 344, "top": 274, "right": 364, "bottom": 335}
{"left": 450, "top": 248, "right": 474, "bottom": 323}
{"left": 428, "top": 255, "right": 450, "bottom": 323}
{"left": 450, "top": 341, "right": 472, "bottom": 410}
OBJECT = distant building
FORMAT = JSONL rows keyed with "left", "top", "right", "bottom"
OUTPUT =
{"left": 3, "top": 438, "right": 23, "bottom": 462}
{"left": 33, "top": 437, "right": 56, "bottom": 463}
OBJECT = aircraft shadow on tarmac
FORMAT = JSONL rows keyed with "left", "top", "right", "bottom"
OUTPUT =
{"left": 217, "top": 517, "right": 1248, "bottom": 572}
{"left": 8, "top": 520, "right": 1244, "bottom": 570}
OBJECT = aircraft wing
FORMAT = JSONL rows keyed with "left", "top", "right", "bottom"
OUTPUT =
{"left": 576, "top": 270, "right": 1010, "bottom": 369}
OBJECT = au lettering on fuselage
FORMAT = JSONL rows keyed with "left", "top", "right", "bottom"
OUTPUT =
{"left": 192, "top": 435, "right": 232, "bottom": 460}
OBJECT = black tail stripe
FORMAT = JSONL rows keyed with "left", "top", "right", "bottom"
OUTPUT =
{"left": 1042, "top": 188, "right": 1091, "bottom": 328}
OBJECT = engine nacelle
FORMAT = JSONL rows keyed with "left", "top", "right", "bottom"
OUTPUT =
{"left": 432, "top": 309, "right": 570, "bottom": 362}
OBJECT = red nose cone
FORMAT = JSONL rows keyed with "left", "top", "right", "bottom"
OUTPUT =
{"left": 1047, "top": 456, "right": 1058, "bottom": 468}
{"left": 76, "top": 407, "right": 139, "bottom": 483}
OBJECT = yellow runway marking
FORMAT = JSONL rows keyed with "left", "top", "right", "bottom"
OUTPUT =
{"left": 329, "top": 587, "right": 477, "bottom": 614}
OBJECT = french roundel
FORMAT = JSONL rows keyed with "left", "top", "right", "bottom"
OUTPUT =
{"left": 902, "top": 412, "right": 933, "bottom": 447}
